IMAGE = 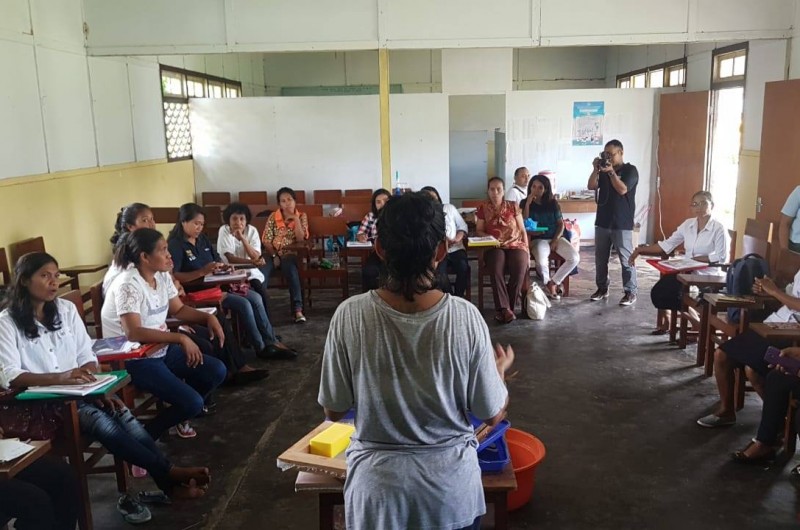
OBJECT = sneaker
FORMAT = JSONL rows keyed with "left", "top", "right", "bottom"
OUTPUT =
{"left": 589, "top": 288, "right": 609, "bottom": 301}
{"left": 172, "top": 422, "right": 197, "bottom": 439}
{"left": 294, "top": 312, "right": 307, "bottom": 323}
{"left": 696, "top": 414, "right": 736, "bottom": 428}
{"left": 619, "top": 292, "right": 637, "bottom": 306}
{"left": 117, "top": 494, "right": 152, "bottom": 525}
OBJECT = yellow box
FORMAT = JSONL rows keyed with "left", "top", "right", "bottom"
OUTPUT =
{"left": 309, "top": 422, "right": 355, "bottom": 458}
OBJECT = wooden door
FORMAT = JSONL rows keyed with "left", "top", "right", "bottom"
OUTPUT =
{"left": 655, "top": 91, "right": 710, "bottom": 242}
{"left": 756, "top": 79, "right": 800, "bottom": 256}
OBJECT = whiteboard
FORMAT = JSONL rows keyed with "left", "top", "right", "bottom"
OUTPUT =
{"left": 389, "top": 93, "right": 450, "bottom": 203}
{"left": 506, "top": 89, "right": 657, "bottom": 240}
{"left": 191, "top": 96, "right": 382, "bottom": 196}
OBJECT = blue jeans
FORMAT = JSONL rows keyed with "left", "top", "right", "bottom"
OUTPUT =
{"left": 259, "top": 254, "right": 304, "bottom": 312}
{"left": 125, "top": 345, "right": 226, "bottom": 439}
{"left": 594, "top": 226, "right": 637, "bottom": 294}
{"left": 222, "top": 290, "right": 277, "bottom": 350}
{"left": 78, "top": 403, "right": 174, "bottom": 492}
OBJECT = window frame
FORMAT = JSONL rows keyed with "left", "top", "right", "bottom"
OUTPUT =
{"left": 159, "top": 65, "right": 243, "bottom": 161}
{"left": 711, "top": 42, "right": 748, "bottom": 90}
{"left": 617, "top": 58, "right": 687, "bottom": 89}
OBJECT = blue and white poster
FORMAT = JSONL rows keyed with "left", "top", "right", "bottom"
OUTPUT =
{"left": 572, "top": 101, "right": 604, "bottom": 146}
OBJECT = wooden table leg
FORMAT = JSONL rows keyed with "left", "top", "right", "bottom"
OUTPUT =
{"left": 702, "top": 304, "right": 714, "bottom": 377}
{"left": 318, "top": 492, "right": 343, "bottom": 530}
{"left": 63, "top": 401, "right": 92, "bottom": 530}
{"left": 487, "top": 491, "right": 509, "bottom": 530}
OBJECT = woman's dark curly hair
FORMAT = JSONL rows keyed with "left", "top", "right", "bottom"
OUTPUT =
{"left": 222, "top": 202, "right": 252, "bottom": 225}
{"left": 376, "top": 192, "right": 446, "bottom": 301}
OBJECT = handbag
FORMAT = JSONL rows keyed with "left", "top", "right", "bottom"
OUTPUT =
{"left": 0, "top": 402, "right": 63, "bottom": 440}
{"left": 185, "top": 286, "right": 223, "bottom": 303}
{"left": 525, "top": 283, "right": 551, "bottom": 321}
{"left": 228, "top": 282, "right": 250, "bottom": 297}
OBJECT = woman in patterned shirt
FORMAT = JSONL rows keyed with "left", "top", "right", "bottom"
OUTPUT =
{"left": 357, "top": 188, "right": 391, "bottom": 292}
{"left": 261, "top": 187, "right": 308, "bottom": 323}
{"left": 476, "top": 177, "right": 529, "bottom": 323}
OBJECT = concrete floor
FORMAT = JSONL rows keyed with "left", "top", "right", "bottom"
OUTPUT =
{"left": 85, "top": 249, "right": 800, "bottom": 530}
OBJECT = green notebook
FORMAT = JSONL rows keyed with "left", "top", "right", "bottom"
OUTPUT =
{"left": 16, "top": 370, "right": 128, "bottom": 401}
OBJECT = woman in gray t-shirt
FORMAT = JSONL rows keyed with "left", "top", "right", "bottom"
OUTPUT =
{"left": 318, "top": 192, "right": 513, "bottom": 530}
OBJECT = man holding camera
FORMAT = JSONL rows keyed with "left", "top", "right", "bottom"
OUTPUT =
{"left": 587, "top": 139, "right": 639, "bottom": 306}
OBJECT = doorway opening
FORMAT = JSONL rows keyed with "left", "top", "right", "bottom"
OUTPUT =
{"left": 707, "top": 86, "right": 744, "bottom": 228}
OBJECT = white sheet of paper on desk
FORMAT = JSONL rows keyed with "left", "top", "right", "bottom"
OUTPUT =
{"left": 0, "top": 439, "right": 35, "bottom": 463}
{"left": 25, "top": 373, "right": 117, "bottom": 396}
{"left": 346, "top": 241, "right": 373, "bottom": 248}
{"left": 659, "top": 258, "right": 706, "bottom": 271}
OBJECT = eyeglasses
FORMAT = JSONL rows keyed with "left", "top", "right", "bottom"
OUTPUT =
{"left": 690, "top": 201, "right": 708, "bottom": 207}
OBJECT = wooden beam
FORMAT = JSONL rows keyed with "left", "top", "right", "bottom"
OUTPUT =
{"left": 378, "top": 48, "right": 391, "bottom": 190}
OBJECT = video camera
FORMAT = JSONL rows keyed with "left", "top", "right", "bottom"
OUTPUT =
{"left": 598, "top": 151, "right": 612, "bottom": 169}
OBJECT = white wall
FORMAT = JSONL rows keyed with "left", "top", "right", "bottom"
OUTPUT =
{"left": 0, "top": 0, "right": 168, "bottom": 179}
{"left": 190, "top": 96, "right": 382, "bottom": 196}
{"left": 516, "top": 47, "right": 608, "bottom": 90}
{"left": 442, "top": 49, "right": 513, "bottom": 95}
{"left": 83, "top": 0, "right": 796, "bottom": 55}
{"left": 742, "top": 40, "right": 789, "bottom": 150}
{"left": 191, "top": 94, "right": 452, "bottom": 201}
{"left": 506, "top": 89, "right": 658, "bottom": 241}
{"left": 790, "top": 1, "right": 800, "bottom": 79}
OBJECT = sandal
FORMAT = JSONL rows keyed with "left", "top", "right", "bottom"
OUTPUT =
{"left": 137, "top": 490, "right": 172, "bottom": 505}
{"left": 731, "top": 440, "right": 777, "bottom": 465}
{"left": 650, "top": 328, "right": 668, "bottom": 336}
{"left": 546, "top": 281, "right": 561, "bottom": 301}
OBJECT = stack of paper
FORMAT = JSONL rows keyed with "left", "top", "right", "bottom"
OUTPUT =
{"left": 25, "top": 373, "right": 117, "bottom": 396}
{"left": 0, "top": 439, "right": 34, "bottom": 463}
{"left": 92, "top": 337, "right": 140, "bottom": 355}
{"left": 657, "top": 258, "right": 706, "bottom": 271}
{"left": 346, "top": 241, "right": 373, "bottom": 248}
{"left": 467, "top": 236, "right": 500, "bottom": 247}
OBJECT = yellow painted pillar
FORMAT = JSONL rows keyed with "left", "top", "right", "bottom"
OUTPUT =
{"left": 378, "top": 48, "right": 392, "bottom": 190}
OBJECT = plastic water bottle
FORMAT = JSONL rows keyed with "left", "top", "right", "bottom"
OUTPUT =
{"left": 394, "top": 170, "right": 402, "bottom": 197}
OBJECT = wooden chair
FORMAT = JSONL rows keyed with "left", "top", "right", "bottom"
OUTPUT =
{"left": 774, "top": 247, "right": 800, "bottom": 287}
{"left": 303, "top": 217, "right": 350, "bottom": 307}
{"left": 55, "top": 290, "right": 129, "bottom": 498}
{"left": 344, "top": 188, "right": 372, "bottom": 197}
{"left": 251, "top": 216, "right": 268, "bottom": 237}
{"left": 341, "top": 203, "right": 371, "bottom": 224}
{"left": 201, "top": 191, "right": 230, "bottom": 207}
{"left": 676, "top": 229, "right": 738, "bottom": 348}
{"left": 294, "top": 190, "right": 307, "bottom": 204}
{"left": 9, "top": 237, "right": 107, "bottom": 296}
{"left": 247, "top": 204, "right": 272, "bottom": 219}
{"left": 239, "top": 191, "right": 268, "bottom": 205}
{"left": 341, "top": 195, "right": 371, "bottom": 205}
{"left": 0, "top": 248, "right": 9, "bottom": 286}
{"left": 461, "top": 199, "right": 484, "bottom": 209}
{"left": 150, "top": 206, "right": 180, "bottom": 225}
{"left": 314, "top": 190, "right": 343, "bottom": 204}
{"left": 202, "top": 206, "right": 224, "bottom": 244}
{"left": 302, "top": 204, "right": 324, "bottom": 217}
{"left": 742, "top": 218, "right": 772, "bottom": 261}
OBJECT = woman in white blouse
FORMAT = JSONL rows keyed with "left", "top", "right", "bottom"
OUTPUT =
{"left": 422, "top": 186, "right": 471, "bottom": 298}
{"left": 0, "top": 252, "right": 212, "bottom": 515}
{"left": 630, "top": 191, "right": 730, "bottom": 334}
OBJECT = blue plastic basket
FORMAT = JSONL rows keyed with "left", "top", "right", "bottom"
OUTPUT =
{"left": 477, "top": 435, "right": 511, "bottom": 473}
{"left": 470, "top": 414, "right": 511, "bottom": 452}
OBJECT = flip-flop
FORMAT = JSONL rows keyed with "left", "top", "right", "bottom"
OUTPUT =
{"left": 650, "top": 329, "right": 668, "bottom": 336}
{"left": 137, "top": 490, "right": 172, "bottom": 505}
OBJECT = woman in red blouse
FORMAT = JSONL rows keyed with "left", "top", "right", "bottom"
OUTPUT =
{"left": 476, "top": 177, "right": 529, "bottom": 323}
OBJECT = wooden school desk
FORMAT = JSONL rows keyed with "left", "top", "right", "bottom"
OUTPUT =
{"left": 1, "top": 372, "right": 132, "bottom": 530}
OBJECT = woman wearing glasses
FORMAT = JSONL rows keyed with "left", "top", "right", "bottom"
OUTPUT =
{"left": 629, "top": 191, "right": 729, "bottom": 335}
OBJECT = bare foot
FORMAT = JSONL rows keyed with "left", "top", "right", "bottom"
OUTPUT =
{"left": 171, "top": 479, "right": 207, "bottom": 499}
{"left": 169, "top": 466, "right": 211, "bottom": 487}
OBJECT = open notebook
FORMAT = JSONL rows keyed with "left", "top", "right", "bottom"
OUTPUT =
{"left": 24, "top": 373, "right": 117, "bottom": 397}
{"left": 0, "top": 439, "right": 35, "bottom": 463}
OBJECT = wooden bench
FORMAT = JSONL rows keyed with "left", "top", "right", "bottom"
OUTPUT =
{"left": 294, "top": 466, "right": 517, "bottom": 530}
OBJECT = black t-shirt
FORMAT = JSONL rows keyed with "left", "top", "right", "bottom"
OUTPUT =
{"left": 595, "top": 163, "right": 638, "bottom": 230}
{"left": 168, "top": 233, "right": 220, "bottom": 273}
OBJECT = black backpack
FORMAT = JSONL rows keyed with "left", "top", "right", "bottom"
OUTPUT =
{"left": 725, "top": 253, "right": 770, "bottom": 323}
